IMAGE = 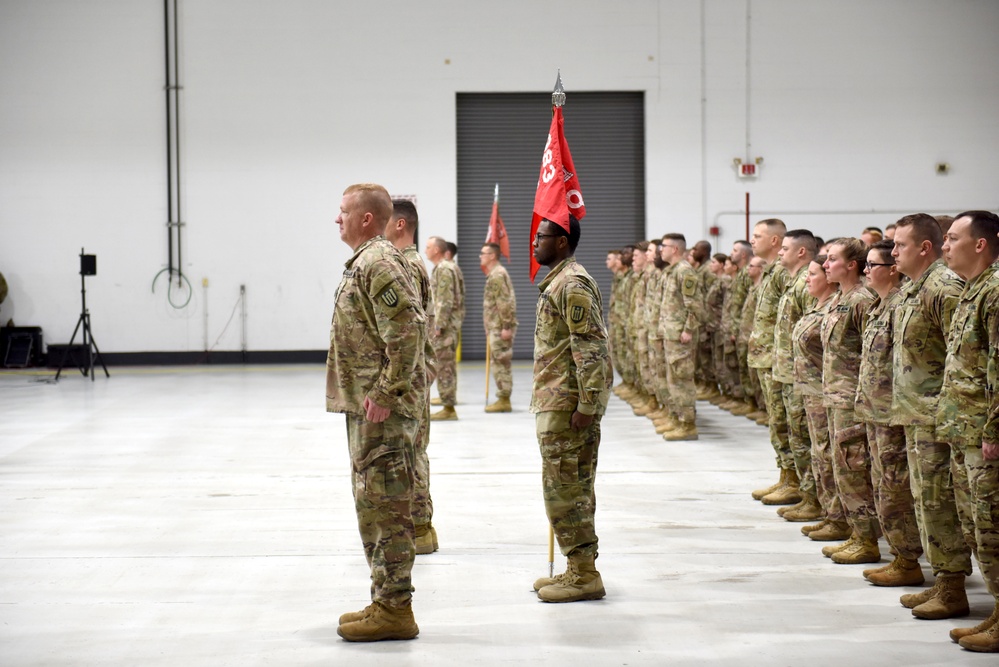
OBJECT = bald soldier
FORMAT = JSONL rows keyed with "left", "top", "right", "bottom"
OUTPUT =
{"left": 480, "top": 242, "right": 518, "bottom": 412}
{"left": 426, "top": 236, "right": 465, "bottom": 420}
{"left": 327, "top": 183, "right": 427, "bottom": 642}
{"left": 529, "top": 216, "right": 612, "bottom": 603}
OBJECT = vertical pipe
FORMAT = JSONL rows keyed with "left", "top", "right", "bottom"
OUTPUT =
{"left": 164, "top": 0, "right": 173, "bottom": 279}
{"left": 173, "top": 0, "right": 183, "bottom": 288}
{"left": 699, "top": 0, "right": 708, "bottom": 235}
{"left": 745, "top": 192, "right": 750, "bottom": 239}
{"left": 745, "top": 0, "right": 752, "bottom": 160}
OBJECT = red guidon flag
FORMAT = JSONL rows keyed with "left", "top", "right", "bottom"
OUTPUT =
{"left": 484, "top": 183, "right": 510, "bottom": 267}
{"left": 529, "top": 106, "right": 586, "bottom": 281}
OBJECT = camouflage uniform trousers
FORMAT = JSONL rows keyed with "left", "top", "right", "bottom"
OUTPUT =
{"left": 636, "top": 330, "right": 654, "bottom": 396}
{"left": 412, "top": 400, "right": 433, "bottom": 533}
{"left": 782, "top": 383, "right": 815, "bottom": 497}
{"left": 346, "top": 413, "right": 418, "bottom": 608}
{"left": 696, "top": 329, "right": 717, "bottom": 386}
{"left": 487, "top": 331, "right": 514, "bottom": 399}
{"left": 431, "top": 327, "right": 458, "bottom": 405}
{"left": 611, "top": 325, "right": 635, "bottom": 386}
{"left": 866, "top": 422, "right": 922, "bottom": 561}
{"left": 903, "top": 424, "right": 973, "bottom": 576}
{"left": 722, "top": 343, "right": 744, "bottom": 399}
{"left": 537, "top": 411, "right": 601, "bottom": 559}
{"left": 650, "top": 338, "right": 671, "bottom": 407}
{"left": 948, "top": 435, "right": 978, "bottom": 559}
{"left": 711, "top": 332, "right": 729, "bottom": 396}
{"left": 664, "top": 338, "right": 697, "bottom": 424}
{"left": 747, "top": 368, "right": 765, "bottom": 411}
{"left": 828, "top": 407, "right": 880, "bottom": 542}
{"left": 736, "top": 340, "right": 755, "bottom": 405}
{"left": 804, "top": 396, "right": 844, "bottom": 521}
{"left": 960, "top": 438, "right": 999, "bottom": 598}
{"left": 757, "top": 370, "right": 794, "bottom": 470}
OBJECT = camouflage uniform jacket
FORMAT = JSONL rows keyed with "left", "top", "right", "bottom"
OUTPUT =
{"left": 483, "top": 263, "right": 518, "bottom": 334}
{"left": 890, "top": 259, "right": 965, "bottom": 426}
{"left": 645, "top": 267, "right": 666, "bottom": 341}
{"left": 608, "top": 272, "right": 622, "bottom": 332}
{"left": 658, "top": 260, "right": 702, "bottom": 341}
{"left": 792, "top": 297, "right": 832, "bottom": 398}
{"left": 531, "top": 257, "right": 612, "bottom": 417}
{"left": 938, "top": 265, "right": 999, "bottom": 440}
{"left": 985, "top": 270, "right": 999, "bottom": 444}
{"left": 820, "top": 284, "right": 875, "bottom": 409}
{"left": 615, "top": 270, "right": 637, "bottom": 334}
{"left": 431, "top": 259, "right": 464, "bottom": 333}
{"left": 704, "top": 272, "right": 728, "bottom": 335}
{"left": 724, "top": 267, "right": 752, "bottom": 342}
{"left": 402, "top": 244, "right": 438, "bottom": 382}
{"left": 772, "top": 265, "right": 815, "bottom": 384}
{"left": 748, "top": 261, "right": 790, "bottom": 369}
{"left": 326, "top": 236, "right": 427, "bottom": 420}
{"left": 629, "top": 267, "right": 652, "bottom": 344}
{"left": 855, "top": 287, "right": 902, "bottom": 424}
{"left": 454, "top": 261, "right": 467, "bottom": 326}
{"left": 738, "top": 280, "right": 761, "bottom": 348}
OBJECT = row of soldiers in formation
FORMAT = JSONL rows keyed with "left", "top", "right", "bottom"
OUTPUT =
{"left": 606, "top": 211, "right": 999, "bottom": 653}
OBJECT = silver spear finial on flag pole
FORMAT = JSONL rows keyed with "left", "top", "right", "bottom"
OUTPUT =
{"left": 552, "top": 70, "right": 565, "bottom": 108}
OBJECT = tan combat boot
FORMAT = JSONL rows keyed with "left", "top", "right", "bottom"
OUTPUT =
{"left": 951, "top": 603, "right": 999, "bottom": 643}
{"left": 761, "top": 469, "right": 801, "bottom": 506}
{"left": 822, "top": 533, "right": 858, "bottom": 558}
{"left": 537, "top": 555, "right": 606, "bottom": 603}
{"left": 752, "top": 470, "right": 785, "bottom": 501}
{"left": 414, "top": 524, "right": 438, "bottom": 555}
{"left": 831, "top": 537, "right": 881, "bottom": 564}
{"left": 777, "top": 498, "right": 805, "bottom": 517}
{"left": 655, "top": 415, "right": 679, "bottom": 434}
{"left": 533, "top": 563, "right": 570, "bottom": 592}
{"left": 959, "top": 618, "right": 999, "bottom": 653}
{"left": 663, "top": 421, "right": 698, "bottom": 441}
{"left": 900, "top": 579, "right": 939, "bottom": 609}
{"left": 618, "top": 384, "right": 638, "bottom": 399}
{"left": 633, "top": 395, "right": 657, "bottom": 416}
{"left": 865, "top": 556, "right": 924, "bottom": 587}
{"left": 339, "top": 603, "right": 376, "bottom": 626}
{"left": 728, "top": 401, "right": 754, "bottom": 416}
{"left": 337, "top": 601, "right": 419, "bottom": 642}
{"left": 647, "top": 406, "right": 668, "bottom": 420}
{"left": 809, "top": 520, "right": 853, "bottom": 542}
{"left": 430, "top": 406, "right": 458, "bottom": 421}
{"left": 782, "top": 494, "right": 823, "bottom": 522}
{"left": 430, "top": 396, "right": 443, "bottom": 406}
{"left": 484, "top": 396, "right": 512, "bottom": 413}
{"left": 801, "top": 519, "right": 829, "bottom": 536}
{"left": 911, "top": 573, "right": 970, "bottom": 620}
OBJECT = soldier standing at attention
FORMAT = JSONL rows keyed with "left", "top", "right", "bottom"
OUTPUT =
{"left": 890, "top": 213, "right": 971, "bottom": 621}
{"left": 426, "top": 236, "right": 464, "bottom": 421}
{"left": 327, "top": 183, "right": 426, "bottom": 642}
{"left": 855, "top": 239, "right": 923, "bottom": 585}
{"left": 748, "top": 219, "right": 796, "bottom": 502}
{"left": 480, "top": 242, "right": 518, "bottom": 413}
{"left": 723, "top": 240, "right": 755, "bottom": 415}
{"left": 771, "top": 230, "right": 819, "bottom": 516}
{"left": 529, "top": 216, "right": 612, "bottom": 603}
{"left": 658, "top": 233, "right": 702, "bottom": 441}
{"left": 386, "top": 200, "right": 439, "bottom": 555}
{"left": 938, "top": 210, "right": 999, "bottom": 652}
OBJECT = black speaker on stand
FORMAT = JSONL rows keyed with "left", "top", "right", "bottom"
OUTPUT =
{"left": 55, "top": 248, "right": 109, "bottom": 382}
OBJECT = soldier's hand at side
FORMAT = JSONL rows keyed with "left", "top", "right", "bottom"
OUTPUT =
{"left": 500, "top": 328, "right": 512, "bottom": 341}
{"left": 984, "top": 441, "right": 999, "bottom": 461}
{"left": 364, "top": 396, "right": 391, "bottom": 423}
{"left": 680, "top": 330, "right": 692, "bottom": 344}
{"left": 570, "top": 411, "right": 594, "bottom": 431}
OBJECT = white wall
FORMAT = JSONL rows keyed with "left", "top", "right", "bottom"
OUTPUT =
{"left": 2, "top": 0, "right": 996, "bottom": 353}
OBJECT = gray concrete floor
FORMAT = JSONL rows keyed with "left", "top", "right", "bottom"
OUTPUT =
{"left": 0, "top": 363, "right": 994, "bottom": 666}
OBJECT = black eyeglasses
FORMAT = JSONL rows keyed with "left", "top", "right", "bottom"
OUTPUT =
{"left": 534, "top": 232, "right": 561, "bottom": 242}
{"left": 865, "top": 261, "right": 894, "bottom": 269}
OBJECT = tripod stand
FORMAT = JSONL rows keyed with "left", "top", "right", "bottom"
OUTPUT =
{"left": 55, "top": 250, "right": 109, "bottom": 382}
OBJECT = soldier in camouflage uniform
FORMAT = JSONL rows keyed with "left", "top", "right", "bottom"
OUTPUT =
{"left": 855, "top": 239, "right": 923, "bottom": 583}
{"left": 480, "top": 242, "right": 518, "bottom": 413}
{"left": 327, "top": 184, "right": 426, "bottom": 642}
{"left": 820, "top": 238, "right": 880, "bottom": 564}
{"left": 739, "top": 257, "right": 766, "bottom": 420}
{"left": 705, "top": 253, "right": 730, "bottom": 406}
{"left": 721, "top": 241, "right": 754, "bottom": 414}
{"left": 426, "top": 236, "right": 464, "bottom": 420}
{"left": 645, "top": 241, "right": 673, "bottom": 434}
{"left": 529, "top": 217, "right": 612, "bottom": 603}
{"left": 748, "top": 219, "right": 797, "bottom": 502}
{"left": 386, "top": 200, "right": 439, "bottom": 556}
{"left": 606, "top": 250, "right": 624, "bottom": 388}
{"left": 772, "top": 230, "right": 819, "bottom": 515}
{"left": 793, "top": 258, "right": 848, "bottom": 540}
{"left": 658, "top": 233, "right": 702, "bottom": 441}
{"left": 692, "top": 240, "right": 720, "bottom": 401}
{"left": 612, "top": 247, "right": 639, "bottom": 399}
{"left": 890, "top": 213, "right": 972, "bottom": 620}
{"left": 627, "top": 242, "right": 656, "bottom": 415}
{"left": 939, "top": 211, "right": 999, "bottom": 652}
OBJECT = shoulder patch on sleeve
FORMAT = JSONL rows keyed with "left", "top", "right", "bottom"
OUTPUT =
{"left": 682, "top": 274, "right": 698, "bottom": 298}
{"left": 566, "top": 291, "right": 593, "bottom": 333}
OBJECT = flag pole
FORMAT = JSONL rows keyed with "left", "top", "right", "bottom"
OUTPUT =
{"left": 545, "top": 69, "right": 567, "bottom": 579}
